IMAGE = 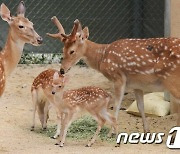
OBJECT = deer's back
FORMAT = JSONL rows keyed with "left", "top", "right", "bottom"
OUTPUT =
{"left": 63, "top": 86, "right": 110, "bottom": 108}
{"left": 31, "top": 69, "right": 57, "bottom": 91}
{"left": 100, "top": 38, "right": 180, "bottom": 80}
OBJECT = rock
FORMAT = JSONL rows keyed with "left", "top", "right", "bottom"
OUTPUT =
{"left": 126, "top": 92, "right": 170, "bottom": 117}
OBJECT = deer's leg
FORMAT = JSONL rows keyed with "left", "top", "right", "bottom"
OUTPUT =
{"left": 169, "top": 95, "right": 180, "bottom": 144}
{"left": 86, "top": 113, "right": 105, "bottom": 147}
{"left": 177, "top": 104, "right": 180, "bottom": 126}
{"left": 163, "top": 77, "right": 180, "bottom": 125}
{"left": 52, "top": 115, "right": 61, "bottom": 139}
{"left": 31, "top": 90, "right": 38, "bottom": 131}
{"left": 100, "top": 107, "right": 117, "bottom": 137}
{"left": 31, "top": 104, "right": 37, "bottom": 131}
{"left": 134, "top": 89, "right": 149, "bottom": 133}
{"left": 114, "top": 77, "right": 126, "bottom": 120}
{"left": 171, "top": 95, "right": 180, "bottom": 126}
{"left": 56, "top": 113, "right": 65, "bottom": 145}
{"left": 106, "top": 113, "right": 118, "bottom": 137}
{"left": 42, "top": 101, "right": 49, "bottom": 130}
{"left": 37, "top": 106, "right": 45, "bottom": 129}
{"left": 59, "top": 112, "right": 74, "bottom": 147}
{"left": 56, "top": 112, "right": 74, "bottom": 147}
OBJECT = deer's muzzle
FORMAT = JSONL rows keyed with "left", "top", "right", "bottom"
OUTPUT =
{"left": 60, "top": 68, "right": 65, "bottom": 75}
{"left": 37, "top": 36, "right": 43, "bottom": 44}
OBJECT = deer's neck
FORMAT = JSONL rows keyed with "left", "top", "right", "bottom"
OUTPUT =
{"left": 53, "top": 92, "right": 64, "bottom": 108}
{"left": 83, "top": 40, "right": 109, "bottom": 71}
{"left": 1, "top": 29, "right": 25, "bottom": 76}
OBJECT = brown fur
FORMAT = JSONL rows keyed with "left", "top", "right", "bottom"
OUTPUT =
{"left": 0, "top": 2, "right": 42, "bottom": 97}
{"left": 47, "top": 18, "right": 180, "bottom": 133}
{"left": 31, "top": 69, "right": 61, "bottom": 130}
{"left": 31, "top": 69, "right": 117, "bottom": 146}
{"left": 51, "top": 73, "right": 117, "bottom": 147}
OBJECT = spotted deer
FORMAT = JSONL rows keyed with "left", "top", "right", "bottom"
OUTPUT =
{"left": 31, "top": 69, "right": 117, "bottom": 146}
{"left": 31, "top": 69, "right": 57, "bottom": 131}
{"left": 0, "top": 1, "right": 43, "bottom": 96}
{"left": 47, "top": 17, "right": 180, "bottom": 133}
{"left": 51, "top": 72, "right": 117, "bottom": 147}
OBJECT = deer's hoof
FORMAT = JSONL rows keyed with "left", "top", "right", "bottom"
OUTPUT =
{"left": 51, "top": 136, "right": 56, "bottom": 139}
{"left": 115, "top": 144, "right": 120, "bottom": 147}
{"left": 42, "top": 127, "right": 47, "bottom": 131}
{"left": 111, "top": 133, "right": 116, "bottom": 137}
{"left": 107, "top": 132, "right": 116, "bottom": 138}
{"left": 85, "top": 144, "right": 90, "bottom": 147}
{"left": 54, "top": 143, "right": 59, "bottom": 145}
{"left": 51, "top": 135, "right": 59, "bottom": 139}
{"left": 30, "top": 127, "right": 34, "bottom": 131}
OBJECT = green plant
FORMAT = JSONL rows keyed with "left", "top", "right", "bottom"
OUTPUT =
{"left": 19, "top": 53, "right": 87, "bottom": 67}
{"left": 35, "top": 116, "right": 115, "bottom": 142}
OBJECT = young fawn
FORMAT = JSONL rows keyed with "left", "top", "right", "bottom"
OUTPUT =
{"left": 31, "top": 69, "right": 67, "bottom": 139}
{"left": 31, "top": 69, "right": 57, "bottom": 131}
{"left": 0, "top": 1, "right": 42, "bottom": 96}
{"left": 51, "top": 72, "right": 117, "bottom": 147}
{"left": 47, "top": 17, "right": 180, "bottom": 133}
{"left": 32, "top": 69, "right": 117, "bottom": 146}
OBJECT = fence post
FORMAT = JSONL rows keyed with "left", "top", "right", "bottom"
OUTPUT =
{"left": 164, "top": 0, "right": 178, "bottom": 114}
{"left": 164, "top": 0, "right": 171, "bottom": 37}
{"left": 164, "top": 0, "right": 171, "bottom": 102}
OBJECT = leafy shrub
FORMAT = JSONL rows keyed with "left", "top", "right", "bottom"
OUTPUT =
{"left": 19, "top": 53, "right": 87, "bottom": 66}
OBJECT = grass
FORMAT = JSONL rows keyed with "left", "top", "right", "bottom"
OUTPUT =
{"left": 36, "top": 116, "right": 116, "bottom": 143}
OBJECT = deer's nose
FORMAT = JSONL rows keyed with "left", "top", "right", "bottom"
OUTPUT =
{"left": 52, "top": 91, "right": 56, "bottom": 95}
{"left": 37, "top": 36, "right": 43, "bottom": 44}
{"left": 60, "top": 68, "right": 65, "bottom": 75}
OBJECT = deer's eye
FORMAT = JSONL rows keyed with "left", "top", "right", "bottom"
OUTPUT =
{"left": 70, "top": 50, "right": 75, "bottom": 55}
{"left": 58, "top": 86, "right": 62, "bottom": 88}
{"left": 19, "top": 25, "right": 24, "bottom": 29}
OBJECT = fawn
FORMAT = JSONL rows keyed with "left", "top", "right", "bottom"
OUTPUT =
{"left": 31, "top": 69, "right": 56, "bottom": 131}
{"left": 0, "top": 1, "right": 42, "bottom": 96}
{"left": 47, "top": 17, "right": 180, "bottom": 133}
{"left": 32, "top": 69, "right": 117, "bottom": 147}
{"left": 51, "top": 72, "right": 117, "bottom": 147}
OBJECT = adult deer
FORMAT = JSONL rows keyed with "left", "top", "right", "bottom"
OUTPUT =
{"left": 47, "top": 17, "right": 180, "bottom": 133}
{"left": 0, "top": 1, "right": 42, "bottom": 96}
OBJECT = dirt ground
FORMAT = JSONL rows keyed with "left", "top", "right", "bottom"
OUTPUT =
{"left": 0, "top": 64, "right": 179, "bottom": 154}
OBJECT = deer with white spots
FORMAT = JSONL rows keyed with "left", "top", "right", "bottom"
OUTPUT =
{"left": 51, "top": 72, "right": 117, "bottom": 147}
{"left": 0, "top": 1, "right": 42, "bottom": 97}
{"left": 47, "top": 17, "right": 180, "bottom": 133}
{"left": 31, "top": 69, "right": 117, "bottom": 147}
{"left": 31, "top": 69, "right": 57, "bottom": 131}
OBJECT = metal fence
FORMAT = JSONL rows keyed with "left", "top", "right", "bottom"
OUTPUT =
{"left": 0, "top": 0, "right": 165, "bottom": 53}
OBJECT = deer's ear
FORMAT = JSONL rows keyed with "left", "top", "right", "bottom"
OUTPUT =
{"left": 17, "top": 1, "right": 26, "bottom": 16}
{"left": 82, "top": 27, "right": 89, "bottom": 39}
{"left": 63, "top": 75, "right": 69, "bottom": 84}
{"left": 53, "top": 72, "right": 59, "bottom": 80}
{"left": 0, "top": 3, "right": 12, "bottom": 23}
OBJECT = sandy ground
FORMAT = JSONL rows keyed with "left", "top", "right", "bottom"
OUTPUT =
{"left": 0, "top": 64, "right": 179, "bottom": 154}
